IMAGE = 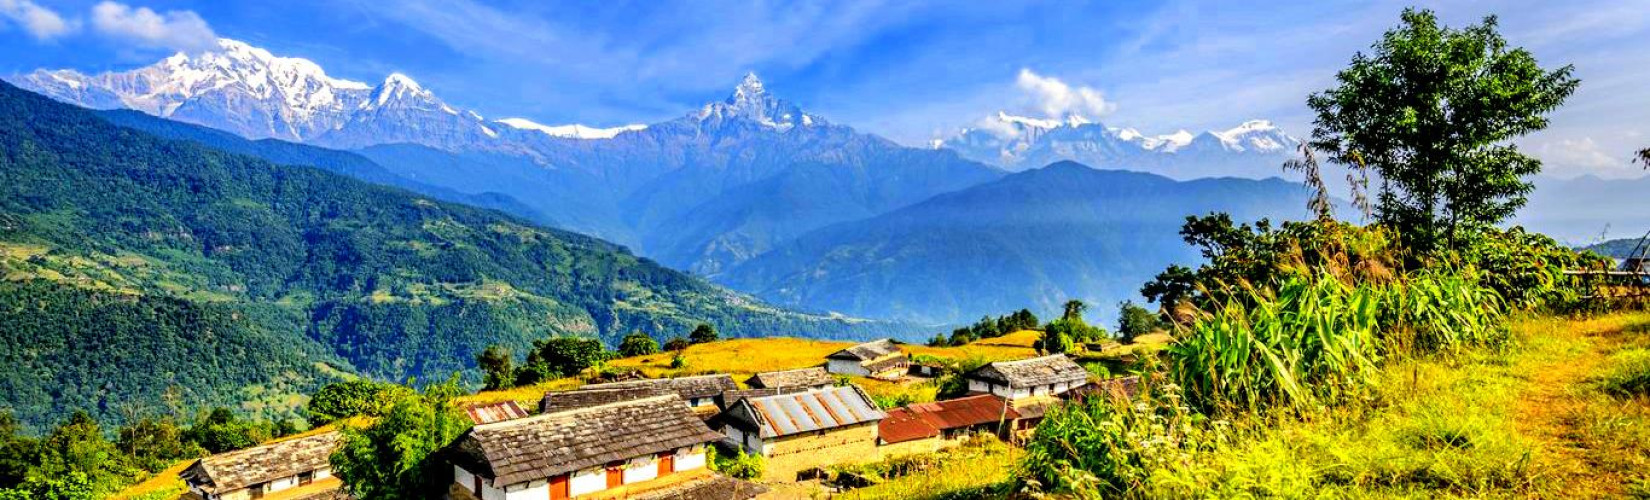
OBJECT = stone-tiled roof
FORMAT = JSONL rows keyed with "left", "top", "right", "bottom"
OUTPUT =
{"left": 583, "top": 374, "right": 739, "bottom": 401}
{"left": 723, "top": 385, "right": 886, "bottom": 439}
{"left": 464, "top": 401, "right": 530, "bottom": 425}
{"left": 745, "top": 367, "right": 834, "bottom": 390}
{"left": 449, "top": 395, "right": 722, "bottom": 488}
{"left": 539, "top": 385, "right": 669, "bottom": 414}
{"left": 628, "top": 474, "right": 768, "bottom": 500}
{"left": 862, "top": 356, "right": 911, "bottom": 374}
{"left": 179, "top": 431, "right": 341, "bottom": 494}
{"left": 966, "top": 354, "right": 1089, "bottom": 388}
{"left": 1069, "top": 375, "right": 1143, "bottom": 400}
{"left": 827, "top": 339, "right": 902, "bottom": 361}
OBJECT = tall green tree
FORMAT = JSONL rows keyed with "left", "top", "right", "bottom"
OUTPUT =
{"left": 331, "top": 378, "right": 473, "bottom": 500}
{"left": 475, "top": 346, "right": 516, "bottom": 391}
{"left": 515, "top": 337, "right": 612, "bottom": 385}
{"left": 618, "top": 331, "right": 661, "bottom": 357}
{"left": 1061, "top": 300, "right": 1088, "bottom": 322}
{"left": 1307, "top": 8, "right": 1579, "bottom": 250}
{"left": 688, "top": 323, "right": 719, "bottom": 344}
{"left": 1116, "top": 301, "right": 1163, "bottom": 343}
{"left": 306, "top": 380, "right": 407, "bottom": 425}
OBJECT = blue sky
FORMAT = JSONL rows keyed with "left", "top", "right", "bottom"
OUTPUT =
{"left": 2, "top": 0, "right": 1647, "bottom": 178}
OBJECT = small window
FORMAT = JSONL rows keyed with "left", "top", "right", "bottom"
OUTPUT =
{"left": 298, "top": 471, "right": 314, "bottom": 486}
{"left": 248, "top": 483, "right": 266, "bottom": 499}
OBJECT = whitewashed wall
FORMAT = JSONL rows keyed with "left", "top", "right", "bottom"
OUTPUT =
{"left": 827, "top": 359, "right": 868, "bottom": 376}
{"left": 502, "top": 479, "right": 547, "bottom": 500}
{"left": 570, "top": 468, "right": 606, "bottom": 497}
{"left": 623, "top": 456, "right": 659, "bottom": 484}
{"left": 454, "top": 466, "right": 477, "bottom": 495}
{"left": 675, "top": 447, "right": 707, "bottom": 471}
{"left": 268, "top": 476, "right": 297, "bottom": 493}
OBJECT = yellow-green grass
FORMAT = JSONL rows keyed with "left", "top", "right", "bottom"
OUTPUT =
{"left": 838, "top": 438, "right": 1019, "bottom": 499}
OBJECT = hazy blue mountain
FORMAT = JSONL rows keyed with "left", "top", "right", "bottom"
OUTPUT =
{"left": 1517, "top": 175, "right": 1650, "bottom": 245}
{"left": 720, "top": 162, "right": 1319, "bottom": 324}
{"left": 1580, "top": 237, "right": 1649, "bottom": 260}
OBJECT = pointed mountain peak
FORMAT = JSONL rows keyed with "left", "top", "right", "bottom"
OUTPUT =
{"left": 694, "top": 72, "right": 820, "bottom": 130}
{"left": 382, "top": 73, "right": 422, "bottom": 90}
{"left": 734, "top": 72, "right": 766, "bottom": 97}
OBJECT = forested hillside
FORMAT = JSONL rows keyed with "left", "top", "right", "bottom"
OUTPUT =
{"left": 0, "top": 81, "right": 899, "bottom": 431}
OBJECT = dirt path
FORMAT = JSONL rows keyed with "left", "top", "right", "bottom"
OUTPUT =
{"left": 1511, "top": 315, "right": 1648, "bottom": 498}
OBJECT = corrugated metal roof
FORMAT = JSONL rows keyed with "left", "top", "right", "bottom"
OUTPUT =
{"left": 745, "top": 385, "right": 885, "bottom": 438}
{"left": 464, "top": 401, "right": 530, "bottom": 424}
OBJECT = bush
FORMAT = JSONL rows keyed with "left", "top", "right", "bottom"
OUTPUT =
{"left": 618, "top": 331, "right": 660, "bottom": 357}
{"left": 709, "top": 446, "right": 764, "bottom": 480}
{"left": 689, "top": 324, "right": 719, "bottom": 344}
{"left": 664, "top": 337, "right": 691, "bottom": 352}
{"left": 1019, "top": 383, "right": 1229, "bottom": 497}
{"left": 306, "top": 380, "right": 408, "bottom": 425}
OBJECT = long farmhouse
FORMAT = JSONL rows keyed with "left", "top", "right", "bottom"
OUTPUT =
{"left": 449, "top": 395, "right": 765, "bottom": 500}
{"left": 180, "top": 431, "right": 344, "bottom": 500}
{"left": 541, "top": 374, "right": 738, "bottom": 418}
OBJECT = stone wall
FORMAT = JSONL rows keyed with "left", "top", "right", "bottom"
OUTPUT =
{"left": 761, "top": 422, "right": 880, "bottom": 481}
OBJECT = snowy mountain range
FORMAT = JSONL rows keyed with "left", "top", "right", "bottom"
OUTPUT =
{"left": 7, "top": 38, "right": 1331, "bottom": 324}
{"left": 940, "top": 111, "right": 1302, "bottom": 179}
{"left": 8, "top": 38, "right": 651, "bottom": 151}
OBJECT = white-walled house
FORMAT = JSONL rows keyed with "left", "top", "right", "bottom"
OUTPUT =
{"left": 449, "top": 395, "right": 765, "bottom": 500}
{"left": 179, "top": 431, "right": 342, "bottom": 500}
{"left": 824, "top": 339, "right": 908, "bottom": 380}
{"left": 964, "top": 354, "right": 1090, "bottom": 401}
{"left": 719, "top": 385, "right": 887, "bottom": 481}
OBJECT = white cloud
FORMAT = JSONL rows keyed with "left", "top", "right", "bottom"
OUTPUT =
{"left": 1536, "top": 137, "right": 1636, "bottom": 177}
{"left": 0, "top": 0, "right": 75, "bottom": 40}
{"left": 90, "top": 1, "right": 215, "bottom": 53}
{"left": 1015, "top": 68, "right": 1115, "bottom": 120}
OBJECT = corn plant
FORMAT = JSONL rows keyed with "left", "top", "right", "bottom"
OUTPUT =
{"left": 1166, "top": 273, "right": 1383, "bottom": 413}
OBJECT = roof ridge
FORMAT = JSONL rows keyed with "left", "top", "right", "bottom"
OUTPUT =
{"left": 996, "top": 353, "right": 1068, "bottom": 365}
{"left": 483, "top": 394, "right": 681, "bottom": 429}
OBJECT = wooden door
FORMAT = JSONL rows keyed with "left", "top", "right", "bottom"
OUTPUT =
{"left": 606, "top": 464, "right": 623, "bottom": 488}
{"left": 658, "top": 452, "right": 675, "bottom": 475}
{"left": 549, "top": 474, "right": 570, "bottom": 500}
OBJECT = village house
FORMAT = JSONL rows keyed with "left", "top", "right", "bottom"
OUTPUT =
{"left": 877, "top": 394, "right": 1020, "bottom": 458}
{"left": 718, "top": 385, "right": 887, "bottom": 481}
{"left": 465, "top": 401, "right": 531, "bottom": 425}
{"left": 824, "top": 339, "right": 909, "bottom": 380}
{"left": 964, "top": 354, "right": 1090, "bottom": 400}
{"left": 449, "top": 395, "right": 765, "bottom": 500}
{"left": 179, "top": 431, "right": 343, "bottom": 500}
{"left": 744, "top": 367, "right": 834, "bottom": 392}
{"left": 962, "top": 354, "right": 1092, "bottom": 432}
{"left": 540, "top": 374, "right": 737, "bottom": 418}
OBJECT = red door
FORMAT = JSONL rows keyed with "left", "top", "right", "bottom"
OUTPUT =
{"left": 549, "top": 474, "right": 569, "bottom": 500}
{"left": 606, "top": 464, "right": 623, "bottom": 488}
{"left": 658, "top": 452, "right": 675, "bottom": 475}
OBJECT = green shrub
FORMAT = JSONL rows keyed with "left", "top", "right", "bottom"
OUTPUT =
{"left": 1019, "top": 383, "right": 1229, "bottom": 497}
{"left": 709, "top": 446, "right": 764, "bottom": 480}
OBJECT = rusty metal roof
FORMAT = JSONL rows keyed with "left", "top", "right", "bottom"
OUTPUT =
{"left": 464, "top": 401, "right": 530, "bottom": 424}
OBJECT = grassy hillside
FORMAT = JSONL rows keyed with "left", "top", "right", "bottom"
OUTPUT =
{"left": 836, "top": 312, "right": 1650, "bottom": 499}
{"left": 0, "top": 80, "right": 900, "bottom": 430}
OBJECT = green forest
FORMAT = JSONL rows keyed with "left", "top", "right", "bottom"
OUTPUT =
{"left": 0, "top": 80, "right": 895, "bottom": 431}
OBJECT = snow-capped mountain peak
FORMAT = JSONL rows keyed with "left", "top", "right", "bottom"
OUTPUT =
{"left": 496, "top": 117, "right": 648, "bottom": 139}
{"left": 940, "top": 111, "right": 1301, "bottom": 178}
{"left": 364, "top": 72, "right": 453, "bottom": 114}
{"left": 693, "top": 72, "right": 821, "bottom": 131}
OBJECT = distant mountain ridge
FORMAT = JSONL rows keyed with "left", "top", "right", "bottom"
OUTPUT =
{"left": 720, "top": 161, "right": 1320, "bottom": 324}
{"left": 939, "top": 112, "right": 1302, "bottom": 179}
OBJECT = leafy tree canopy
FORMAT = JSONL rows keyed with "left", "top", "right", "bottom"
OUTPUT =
{"left": 688, "top": 323, "right": 719, "bottom": 344}
{"left": 618, "top": 331, "right": 661, "bottom": 357}
{"left": 331, "top": 378, "right": 472, "bottom": 500}
{"left": 1307, "top": 8, "right": 1579, "bottom": 251}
